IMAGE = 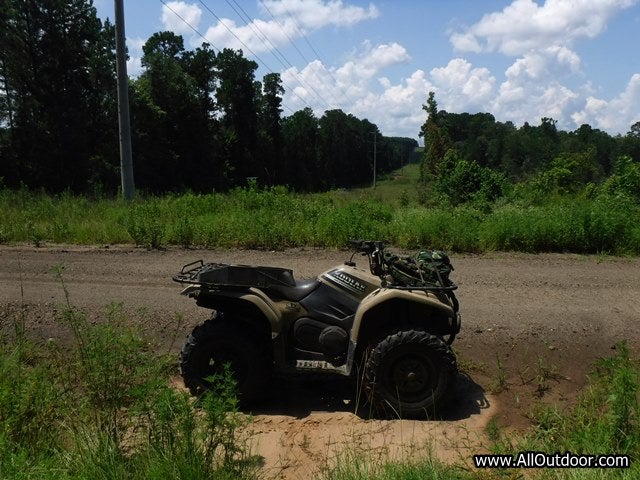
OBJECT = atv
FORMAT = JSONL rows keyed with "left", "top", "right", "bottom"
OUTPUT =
{"left": 173, "top": 240, "right": 461, "bottom": 419}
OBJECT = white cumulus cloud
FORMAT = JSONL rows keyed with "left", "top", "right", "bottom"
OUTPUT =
{"left": 261, "top": 0, "right": 379, "bottom": 29}
{"left": 161, "top": 1, "right": 202, "bottom": 35}
{"left": 441, "top": 0, "right": 640, "bottom": 135}
{"left": 153, "top": 0, "right": 640, "bottom": 138}
{"left": 450, "top": 0, "right": 638, "bottom": 56}
{"left": 195, "top": 0, "right": 378, "bottom": 54}
{"left": 572, "top": 74, "right": 640, "bottom": 131}
{"left": 430, "top": 59, "right": 495, "bottom": 109}
{"left": 281, "top": 42, "right": 428, "bottom": 137}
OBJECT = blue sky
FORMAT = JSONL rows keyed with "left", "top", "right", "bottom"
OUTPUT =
{"left": 95, "top": 0, "right": 640, "bottom": 140}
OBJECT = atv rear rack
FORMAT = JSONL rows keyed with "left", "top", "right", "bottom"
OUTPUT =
{"left": 173, "top": 260, "right": 296, "bottom": 289}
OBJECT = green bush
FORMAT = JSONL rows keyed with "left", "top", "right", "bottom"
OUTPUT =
{"left": 480, "top": 196, "right": 639, "bottom": 254}
{"left": 601, "top": 155, "right": 640, "bottom": 202}
{"left": 123, "top": 202, "right": 165, "bottom": 249}
{"left": 0, "top": 343, "right": 65, "bottom": 458}
{"left": 434, "top": 150, "right": 509, "bottom": 206}
{"left": 390, "top": 206, "right": 482, "bottom": 251}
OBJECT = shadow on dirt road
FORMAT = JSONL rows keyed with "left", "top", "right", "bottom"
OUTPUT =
{"left": 244, "top": 372, "right": 488, "bottom": 422}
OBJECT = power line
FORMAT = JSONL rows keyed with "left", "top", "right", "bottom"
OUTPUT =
{"left": 160, "top": 0, "right": 216, "bottom": 50}
{"left": 161, "top": 0, "right": 347, "bottom": 115}
{"left": 277, "top": 1, "right": 349, "bottom": 106}
{"left": 258, "top": 0, "right": 312, "bottom": 65}
{"left": 197, "top": 0, "right": 309, "bottom": 113}
{"left": 227, "top": 0, "right": 289, "bottom": 69}
{"left": 160, "top": 0, "right": 306, "bottom": 115}
{"left": 198, "top": 0, "right": 273, "bottom": 71}
{"left": 224, "top": 0, "right": 332, "bottom": 111}
{"left": 256, "top": 0, "right": 337, "bottom": 110}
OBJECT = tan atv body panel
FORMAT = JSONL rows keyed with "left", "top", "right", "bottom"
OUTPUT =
{"left": 316, "top": 263, "right": 455, "bottom": 343}
{"left": 183, "top": 284, "right": 282, "bottom": 332}
{"left": 350, "top": 287, "right": 455, "bottom": 341}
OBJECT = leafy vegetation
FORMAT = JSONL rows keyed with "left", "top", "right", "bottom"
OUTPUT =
{"left": 486, "top": 342, "right": 640, "bottom": 480}
{"left": 2, "top": 2, "right": 640, "bottom": 257}
{"left": 319, "top": 343, "right": 639, "bottom": 480}
{"left": 1, "top": 175, "right": 639, "bottom": 254}
{"left": 0, "top": 295, "right": 256, "bottom": 479}
{"left": 3, "top": 2, "right": 639, "bottom": 200}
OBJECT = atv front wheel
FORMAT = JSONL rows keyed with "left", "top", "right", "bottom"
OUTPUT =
{"left": 363, "top": 330, "right": 457, "bottom": 418}
{"left": 179, "top": 319, "right": 272, "bottom": 404}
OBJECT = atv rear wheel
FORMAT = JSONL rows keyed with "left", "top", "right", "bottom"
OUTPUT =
{"left": 179, "top": 319, "right": 272, "bottom": 405}
{"left": 363, "top": 330, "right": 457, "bottom": 419}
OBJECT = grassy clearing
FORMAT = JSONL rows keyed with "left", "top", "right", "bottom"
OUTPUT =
{"left": 1, "top": 173, "right": 639, "bottom": 254}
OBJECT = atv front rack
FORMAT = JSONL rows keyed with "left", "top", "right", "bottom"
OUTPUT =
{"left": 173, "top": 260, "right": 296, "bottom": 289}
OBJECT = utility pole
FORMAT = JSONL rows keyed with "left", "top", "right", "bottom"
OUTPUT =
{"left": 115, "top": 0, "right": 135, "bottom": 200}
{"left": 372, "top": 131, "right": 377, "bottom": 189}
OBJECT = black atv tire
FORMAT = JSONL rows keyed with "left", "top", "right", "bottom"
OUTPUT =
{"left": 179, "top": 319, "right": 272, "bottom": 405}
{"left": 363, "top": 330, "right": 457, "bottom": 419}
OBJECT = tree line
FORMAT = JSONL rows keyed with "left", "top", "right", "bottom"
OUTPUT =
{"left": 419, "top": 92, "right": 640, "bottom": 205}
{"left": 2, "top": 1, "right": 638, "bottom": 199}
{"left": 0, "top": 0, "right": 415, "bottom": 195}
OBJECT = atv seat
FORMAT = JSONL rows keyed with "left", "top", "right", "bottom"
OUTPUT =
{"left": 267, "top": 278, "right": 321, "bottom": 301}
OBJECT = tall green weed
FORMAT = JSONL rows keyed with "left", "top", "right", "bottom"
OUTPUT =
{"left": 0, "top": 343, "right": 65, "bottom": 458}
{"left": 0, "top": 271, "right": 257, "bottom": 479}
{"left": 1, "top": 184, "right": 639, "bottom": 253}
{"left": 480, "top": 196, "right": 639, "bottom": 254}
{"left": 511, "top": 342, "right": 640, "bottom": 479}
{"left": 123, "top": 201, "right": 166, "bottom": 249}
{"left": 390, "top": 206, "right": 482, "bottom": 251}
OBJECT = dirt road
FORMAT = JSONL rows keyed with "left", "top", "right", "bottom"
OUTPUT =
{"left": 1, "top": 245, "right": 638, "bottom": 478}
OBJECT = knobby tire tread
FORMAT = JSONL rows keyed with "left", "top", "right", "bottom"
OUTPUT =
{"left": 363, "top": 329, "right": 457, "bottom": 419}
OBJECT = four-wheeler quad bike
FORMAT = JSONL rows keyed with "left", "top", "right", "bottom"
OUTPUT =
{"left": 173, "top": 240, "right": 461, "bottom": 419}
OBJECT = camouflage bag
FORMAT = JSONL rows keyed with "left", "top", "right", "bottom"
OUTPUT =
{"left": 385, "top": 250, "right": 454, "bottom": 287}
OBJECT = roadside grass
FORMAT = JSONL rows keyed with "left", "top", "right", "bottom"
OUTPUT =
{"left": 1, "top": 178, "right": 639, "bottom": 254}
{"left": 489, "top": 342, "right": 640, "bottom": 480}
{"left": 0, "top": 275, "right": 257, "bottom": 480}
{"left": 319, "top": 449, "right": 477, "bottom": 480}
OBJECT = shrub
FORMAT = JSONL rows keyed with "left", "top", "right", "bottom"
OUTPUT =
{"left": 390, "top": 206, "right": 482, "bottom": 252}
{"left": 601, "top": 155, "right": 640, "bottom": 202}
{"left": 1, "top": 297, "right": 256, "bottom": 479}
{"left": 122, "top": 202, "right": 165, "bottom": 249}
{"left": 435, "top": 150, "right": 508, "bottom": 205}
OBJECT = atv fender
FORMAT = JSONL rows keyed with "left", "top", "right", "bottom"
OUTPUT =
{"left": 351, "top": 288, "right": 456, "bottom": 344}
{"left": 194, "top": 287, "right": 281, "bottom": 334}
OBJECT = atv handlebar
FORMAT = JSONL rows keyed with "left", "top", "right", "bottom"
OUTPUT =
{"left": 349, "top": 239, "right": 385, "bottom": 276}
{"left": 348, "top": 239, "right": 384, "bottom": 255}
